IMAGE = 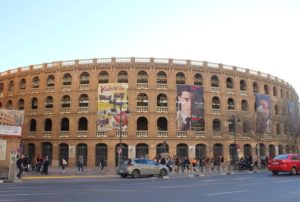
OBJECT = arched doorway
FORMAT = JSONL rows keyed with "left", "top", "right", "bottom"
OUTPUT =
{"left": 136, "top": 143, "right": 149, "bottom": 158}
{"left": 244, "top": 144, "right": 252, "bottom": 158}
{"left": 156, "top": 143, "right": 169, "bottom": 156}
{"left": 42, "top": 142, "right": 52, "bottom": 164}
{"left": 269, "top": 144, "right": 276, "bottom": 158}
{"left": 76, "top": 143, "right": 88, "bottom": 166}
{"left": 95, "top": 143, "right": 108, "bottom": 166}
{"left": 195, "top": 144, "right": 206, "bottom": 160}
{"left": 115, "top": 143, "right": 128, "bottom": 166}
{"left": 59, "top": 143, "right": 69, "bottom": 163}
{"left": 176, "top": 143, "right": 188, "bottom": 158}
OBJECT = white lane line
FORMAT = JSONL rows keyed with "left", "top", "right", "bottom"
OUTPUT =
{"left": 207, "top": 189, "right": 251, "bottom": 196}
{"left": 0, "top": 193, "right": 55, "bottom": 197}
{"left": 0, "top": 200, "right": 28, "bottom": 201}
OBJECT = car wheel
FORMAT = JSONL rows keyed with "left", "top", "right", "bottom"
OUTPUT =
{"left": 272, "top": 171, "right": 278, "bottom": 175}
{"left": 290, "top": 167, "right": 297, "bottom": 175}
{"left": 132, "top": 169, "right": 140, "bottom": 178}
{"left": 160, "top": 169, "right": 167, "bottom": 177}
{"left": 120, "top": 174, "right": 127, "bottom": 178}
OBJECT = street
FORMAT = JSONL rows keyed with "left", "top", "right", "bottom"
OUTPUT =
{"left": 1, "top": 172, "right": 300, "bottom": 202}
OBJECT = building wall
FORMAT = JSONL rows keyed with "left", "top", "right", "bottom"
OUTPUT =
{"left": 0, "top": 57, "right": 298, "bottom": 168}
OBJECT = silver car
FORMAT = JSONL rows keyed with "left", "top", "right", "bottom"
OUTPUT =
{"left": 117, "top": 158, "right": 169, "bottom": 178}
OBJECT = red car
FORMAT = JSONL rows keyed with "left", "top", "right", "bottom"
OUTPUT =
{"left": 268, "top": 154, "right": 300, "bottom": 175}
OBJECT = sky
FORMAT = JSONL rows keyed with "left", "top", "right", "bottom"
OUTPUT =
{"left": 1, "top": 0, "right": 300, "bottom": 96}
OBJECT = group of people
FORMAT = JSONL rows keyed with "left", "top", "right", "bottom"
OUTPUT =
{"left": 16, "top": 154, "right": 50, "bottom": 179}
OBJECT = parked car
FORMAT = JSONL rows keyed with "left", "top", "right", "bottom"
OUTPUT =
{"left": 268, "top": 154, "right": 300, "bottom": 175}
{"left": 117, "top": 158, "right": 169, "bottom": 178}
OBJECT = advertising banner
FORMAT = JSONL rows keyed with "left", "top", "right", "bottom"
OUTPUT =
{"left": 255, "top": 93, "right": 272, "bottom": 133}
{"left": 176, "top": 85, "right": 204, "bottom": 131}
{"left": 97, "top": 83, "right": 129, "bottom": 131}
{"left": 0, "top": 109, "right": 24, "bottom": 136}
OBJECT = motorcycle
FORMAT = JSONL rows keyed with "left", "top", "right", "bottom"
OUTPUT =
{"left": 237, "top": 160, "right": 254, "bottom": 171}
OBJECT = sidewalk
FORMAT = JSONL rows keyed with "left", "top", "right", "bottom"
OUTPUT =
{"left": 21, "top": 166, "right": 118, "bottom": 180}
{"left": 1, "top": 166, "right": 268, "bottom": 183}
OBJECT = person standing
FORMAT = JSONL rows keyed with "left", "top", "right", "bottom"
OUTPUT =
{"left": 42, "top": 155, "right": 49, "bottom": 175}
{"left": 16, "top": 154, "right": 25, "bottom": 179}
{"left": 78, "top": 155, "right": 84, "bottom": 172}
{"left": 61, "top": 158, "right": 67, "bottom": 173}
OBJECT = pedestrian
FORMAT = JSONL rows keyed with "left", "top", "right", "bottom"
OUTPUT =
{"left": 42, "top": 155, "right": 49, "bottom": 175}
{"left": 16, "top": 154, "right": 25, "bottom": 179}
{"left": 78, "top": 155, "right": 84, "bottom": 172}
{"left": 61, "top": 158, "right": 67, "bottom": 173}
{"left": 99, "top": 157, "right": 105, "bottom": 171}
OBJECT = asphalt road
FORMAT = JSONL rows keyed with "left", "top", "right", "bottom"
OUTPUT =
{"left": 1, "top": 172, "right": 300, "bottom": 202}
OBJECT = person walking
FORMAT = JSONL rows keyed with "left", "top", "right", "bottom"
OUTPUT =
{"left": 78, "top": 155, "right": 84, "bottom": 172}
{"left": 99, "top": 157, "right": 105, "bottom": 171}
{"left": 16, "top": 154, "right": 25, "bottom": 179}
{"left": 61, "top": 158, "right": 67, "bottom": 173}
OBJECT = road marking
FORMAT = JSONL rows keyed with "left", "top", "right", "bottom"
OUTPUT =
{"left": 207, "top": 189, "right": 251, "bottom": 196}
{"left": 0, "top": 193, "right": 55, "bottom": 197}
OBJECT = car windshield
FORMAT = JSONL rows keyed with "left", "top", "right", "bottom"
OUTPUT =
{"left": 273, "top": 154, "right": 289, "bottom": 160}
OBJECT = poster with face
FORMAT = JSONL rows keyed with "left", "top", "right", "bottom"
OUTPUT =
{"left": 176, "top": 85, "right": 204, "bottom": 131}
{"left": 256, "top": 93, "right": 272, "bottom": 134}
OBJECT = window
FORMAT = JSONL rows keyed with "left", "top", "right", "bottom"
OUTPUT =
{"left": 61, "top": 95, "right": 71, "bottom": 108}
{"left": 211, "top": 75, "right": 219, "bottom": 87}
{"left": 137, "top": 71, "right": 148, "bottom": 83}
{"left": 213, "top": 119, "right": 221, "bottom": 132}
{"left": 79, "top": 94, "right": 89, "bottom": 107}
{"left": 241, "top": 100, "right": 248, "bottom": 111}
{"left": 194, "top": 73, "right": 202, "bottom": 86}
{"left": 226, "top": 77, "right": 234, "bottom": 89}
{"left": 78, "top": 117, "right": 88, "bottom": 130}
{"left": 176, "top": 72, "right": 185, "bottom": 84}
{"left": 32, "top": 77, "right": 40, "bottom": 88}
{"left": 19, "top": 78, "right": 26, "bottom": 90}
{"left": 264, "top": 84, "right": 269, "bottom": 95}
{"left": 44, "top": 118, "right": 52, "bottom": 131}
{"left": 157, "top": 94, "right": 167, "bottom": 107}
{"left": 157, "top": 71, "right": 167, "bottom": 84}
{"left": 118, "top": 71, "right": 128, "bottom": 83}
{"left": 227, "top": 98, "right": 235, "bottom": 110}
{"left": 80, "top": 72, "right": 89, "bottom": 84}
{"left": 98, "top": 71, "right": 109, "bottom": 83}
{"left": 61, "top": 118, "right": 69, "bottom": 131}
{"left": 240, "top": 80, "right": 247, "bottom": 91}
{"left": 31, "top": 98, "right": 38, "bottom": 109}
{"left": 8, "top": 80, "right": 14, "bottom": 91}
{"left": 45, "top": 96, "right": 53, "bottom": 108}
{"left": 63, "top": 73, "right": 72, "bottom": 86}
{"left": 18, "top": 99, "right": 24, "bottom": 110}
{"left": 212, "top": 97, "right": 220, "bottom": 109}
{"left": 137, "top": 93, "right": 148, "bottom": 106}
{"left": 46, "top": 75, "right": 55, "bottom": 87}
{"left": 253, "top": 82, "right": 259, "bottom": 93}
{"left": 30, "top": 119, "right": 36, "bottom": 131}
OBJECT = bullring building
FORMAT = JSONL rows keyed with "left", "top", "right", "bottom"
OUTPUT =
{"left": 0, "top": 57, "right": 299, "bottom": 167}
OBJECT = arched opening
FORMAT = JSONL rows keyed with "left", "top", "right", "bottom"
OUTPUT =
{"left": 136, "top": 143, "right": 149, "bottom": 158}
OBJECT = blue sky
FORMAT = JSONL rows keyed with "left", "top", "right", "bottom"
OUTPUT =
{"left": 1, "top": 0, "right": 300, "bottom": 95}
